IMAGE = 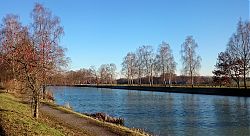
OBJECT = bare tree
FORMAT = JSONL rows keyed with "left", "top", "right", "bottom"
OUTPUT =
{"left": 156, "top": 41, "right": 176, "bottom": 87}
{"left": 98, "top": 63, "right": 117, "bottom": 84}
{"left": 31, "top": 3, "right": 65, "bottom": 99}
{"left": 90, "top": 66, "right": 99, "bottom": 85}
{"left": 98, "top": 64, "right": 107, "bottom": 84}
{"left": 0, "top": 15, "right": 42, "bottom": 118}
{"left": 0, "top": 4, "right": 67, "bottom": 119}
{"left": 140, "top": 45, "right": 154, "bottom": 86}
{"left": 136, "top": 47, "right": 144, "bottom": 85}
{"left": 122, "top": 52, "right": 137, "bottom": 85}
{"left": 16, "top": 31, "right": 42, "bottom": 118}
{"left": 108, "top": 63, "right": 117, "bottom": 84}
{"left": 181, "top": 36, "right": 201, "bottom": 88}
{"left": 227, "top": 20, "right": 250, "bottom": 89}
{"left": 0, "top": 14, "right": 24, "bottom": 90}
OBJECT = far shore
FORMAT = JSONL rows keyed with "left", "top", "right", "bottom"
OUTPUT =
{"left": 53, "top": 84, "right": 250, "bottom": 97}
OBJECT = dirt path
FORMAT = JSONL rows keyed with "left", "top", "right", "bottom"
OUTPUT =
{"left": 40, "top": 104, "right": 118, "bottom": 136}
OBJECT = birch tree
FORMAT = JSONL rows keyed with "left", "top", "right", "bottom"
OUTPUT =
{"left": 122, "top": 52, "right": 137, "bottom": 85}
{"left": 108, "top": 63, "right": 117, "bottom": 84}
{"left": 31, "top": 3, "right": 65, "bottom": 99}
{"left": 136, "top": 47, "right": 144, "bottom": 85}
{"left": 141, "top": 45, "right": 154, "bottom": 86}
{"left": 181, "top": 36, "right": 201, "bottom": 87}
{"left": 0, "top": 3, "right": 68, "bottom": 118}
{"left": 0, "top": 15, "right": 42, "bottom": 118}
{"left": 156, "top": 41, "right": 176, "bottom": 87}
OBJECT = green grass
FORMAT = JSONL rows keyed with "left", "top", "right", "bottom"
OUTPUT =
{"left": 0, "top": 91, "right": 149, "bottom": 136}
{"left": 0, "top": 92, "right": 64, "bottom": 136}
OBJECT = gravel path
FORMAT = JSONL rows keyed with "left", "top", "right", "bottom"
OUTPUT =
{"left": 40, "top": 104, "right": 118, "bottom": 136}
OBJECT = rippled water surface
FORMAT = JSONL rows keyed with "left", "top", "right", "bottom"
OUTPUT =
{"left": 50, "top": 86, "right": 250, "bottom": 136}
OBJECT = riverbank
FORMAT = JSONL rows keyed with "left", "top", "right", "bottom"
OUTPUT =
{"left": 0, "top": 91, "right": 64, "bottom": 136}
{"left": 0, "top": 91, "right": 148, "bottom": 136}
{"left": 74, "top": 84, "right": 250, "bottom": 97}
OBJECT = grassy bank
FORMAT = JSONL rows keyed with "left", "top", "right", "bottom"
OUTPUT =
{"left": 0, "top": 91, "right": 148, "bottom": 136}
{"left": 0, "top": 92, "right": 64, "bottom": 136}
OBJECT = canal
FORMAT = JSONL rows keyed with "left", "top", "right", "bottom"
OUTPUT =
{"left": 50, "top": 86, "right": 250, "bottom": 136}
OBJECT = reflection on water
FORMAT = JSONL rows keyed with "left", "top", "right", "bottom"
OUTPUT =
{"left": 50, "top": 86, "right": 250, "bottom": 136}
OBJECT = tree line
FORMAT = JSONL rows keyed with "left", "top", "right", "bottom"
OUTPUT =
{"left": 48, "top": 64, "right": 117, "bottom": 85}
{"left": 48, "top": 65, "right": 212, "bottom": 87}
{"left": 0, "top": 3, "right": 67, "bottom": 118}
{"left": 50, "top": 18, "right": 250, "bottom": 89}
{"left": 47, "top": 36, "right": 203, "bottom": 87}
{"left": 122, "top": 36, "right": 201, "bottom": 87}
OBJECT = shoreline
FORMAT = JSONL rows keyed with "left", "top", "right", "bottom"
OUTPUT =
{"left": 68, "top": 84, "right": 250, "bottom": 97}
{"left": 42, "top": 101, "right": 148, "bottom": 136}
{"left": 0, "top": 91, "right": 148, "bottom": 136}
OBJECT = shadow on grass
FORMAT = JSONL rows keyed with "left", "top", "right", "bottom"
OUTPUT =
{"left": 0, "top": 108, "right": 18, "bottom": 115}
{"left": 18, "top": 101, "right": 30, "bottom": 105}
{"left": 0, "top": 125, "right": 5, "bottom": 136}
{"left": 0, "top": 109, "right": 9, "bottom": 112}
{"left": 0, "top": 93, "right": 31, "bottom": 105}
{"left": 0, "top": 90, "right": 6, "bottom": 93}
{"left": 0, "top": 115, "right": 6, "bottom": 136}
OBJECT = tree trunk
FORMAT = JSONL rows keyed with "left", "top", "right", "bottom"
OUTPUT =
{"left": 151, "top": 76, "right": 154, "bottom": 86}
{"left": 110, "top": 75, "right": 113, "bottom": 84}
{"left": 163, "top": 73, "right": 166, "bottom": 87}
{"left": 169, "top": 73, "right": 172, "bottom": 87}
{"left": 148, "top": 76, "right": 151, "bottom": 86}
{"left": 139, "top": 77, "right": 141, "bottom": 86}
{"left": 138, "top": 68, "right": 142, "bottom": 86}
{"left": 96, "top": 76, "right": 99, "bottom": 86}
{"left": 33, "top": 97, "right": 39, "bottom": 118}
{"left": 243, "top": 65, "right": 247, "bottom": 89}
{"left": 150, "top": 67, "right": 153, "bottom": 86}
{"left": 237, "top": 80, "right": 240, "bottom": 88}
{"left": 163, "top": 66, "right": 166, "bottom": 87}
{"left": 191, "top": 71, "right": 193, "bottom": 88}
{"left": 42, "top": 85, "right": 46, "bottom": 99}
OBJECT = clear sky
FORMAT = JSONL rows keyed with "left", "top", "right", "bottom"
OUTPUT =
{"left": 0, "top": 0, "right": 249, "bottom": 77}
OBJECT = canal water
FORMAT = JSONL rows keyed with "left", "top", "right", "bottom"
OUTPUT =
{"left": 50, "top": 86, "right": 250, "bottom": 136}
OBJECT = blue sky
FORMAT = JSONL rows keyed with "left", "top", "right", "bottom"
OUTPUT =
{"left": 0, "top": 0, "right": 249, "bottom": 76}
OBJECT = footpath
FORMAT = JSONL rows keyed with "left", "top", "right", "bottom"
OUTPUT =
{"left": 40, "top": 104, "right": 146, "bottom": 136}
